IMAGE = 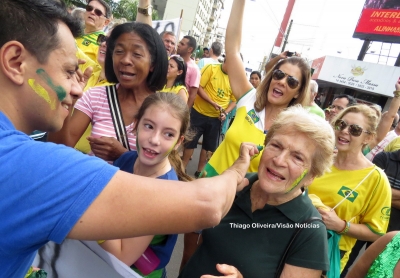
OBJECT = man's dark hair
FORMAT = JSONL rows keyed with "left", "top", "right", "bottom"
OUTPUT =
{"left": 333, "top": 94, "right": 357, "bottom": 107}
{"left": 210, "top": 42, "right": 223, "bottom": 57}
{"left": 183, "top": 35, "right": 197, "bottom": 54}
{"left": 105, "top": 22, "right": 168, "bottom": 91}
{"left": 87, "top": 0, "right": 112, "bottom": 18}
{"left": 203, "top": 47, "right": 209, "bottom": 51}
{"left": 0, "top": 0, "right": 82, "bottom": 64}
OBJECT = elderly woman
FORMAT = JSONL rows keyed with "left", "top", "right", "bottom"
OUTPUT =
{"left": 179, "top": 105, "right": 335, "bottom": 278}
{"left": 308, "top": 104, "right": 392, "bottom": 275}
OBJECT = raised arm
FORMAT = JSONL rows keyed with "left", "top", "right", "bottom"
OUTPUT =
{"left": 136, "top": 0, "right": 152, "bottom": 26}
{"left": 225, "top": 0, "right": 253, "bottom": 100}
{"left": 68, "top": 142, "right": 259, "bottom": 240}
{"left": 369, "top": 80, "right": 400, "bottom": 149}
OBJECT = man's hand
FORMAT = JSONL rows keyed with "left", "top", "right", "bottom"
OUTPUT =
{"left": 201, "top": 264, "right": 243, "bottom": 278}
{"left": 87, "top": 136, "right": 128, "bottom": 161}
{"left": 225, "top": 142, "right": 260, "bottom": 191}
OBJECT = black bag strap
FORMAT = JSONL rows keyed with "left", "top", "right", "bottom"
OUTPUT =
{"left": 106, "top": 85, "right": 131, "bottom": 151}
{"left": 275, "top": 217, "right": 325, "bottom": 278}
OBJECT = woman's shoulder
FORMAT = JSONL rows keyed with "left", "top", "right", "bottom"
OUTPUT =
{"left": 236, "top": 87, "right": 257, "bottom": 107}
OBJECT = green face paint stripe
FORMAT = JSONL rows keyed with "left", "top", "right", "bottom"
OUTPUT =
{"left": 285, "top": 169, "right": 308, "bottom": 194}
{"left": 28, "top": 79, "right": 56, "bottom": 110}
{"left": 161, "top": 138, "right": 179, "bottom": 159}
{"left": 36, "top": 69, "right": 67, "bottom": 101}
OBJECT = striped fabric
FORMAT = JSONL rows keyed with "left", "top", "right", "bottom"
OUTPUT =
{"left": 75, "top": 85, "right": 137, "bottom": 157}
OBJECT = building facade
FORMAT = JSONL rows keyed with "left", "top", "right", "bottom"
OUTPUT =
{"left": 152, "top": 0, "right": 225, "bottom": 48}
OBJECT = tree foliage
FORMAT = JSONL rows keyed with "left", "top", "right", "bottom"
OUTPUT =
{"left": 64, "top": 0, "right": 158, "bottom": 21}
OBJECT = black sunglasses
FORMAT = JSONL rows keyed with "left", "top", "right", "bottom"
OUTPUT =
{"left": 86, "top": 5, "right": 107, "bottom": 18}
{"left": 97, "top": 34, "right": 108, "bottom": 44}
{"left": 272, "top": 69, "right": 300, "bottom": 89}
{"left": 334, "top": 119, "right": 371, "bottom": 137}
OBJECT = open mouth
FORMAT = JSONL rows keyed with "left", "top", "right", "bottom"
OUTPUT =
{"left": 338, "top": 137, "right": 350, "bottom": 144}
{"left": 120, "top": 71, "right": 135, "bottom": 78}
{"left": 267, "top": 168, "right": 285, "bottom": 181}
{"left": 142, "top": 148, "right": 159, "bottom": 158}
{"left": 272, "top": 88, "right": 283, "bottom": 97}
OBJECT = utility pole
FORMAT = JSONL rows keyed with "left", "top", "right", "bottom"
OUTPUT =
{"left": 357, "top": 40, "right": 371, "bottom": 61}
{"left": 281, "top": 20, "right": 293, "bottom": 53}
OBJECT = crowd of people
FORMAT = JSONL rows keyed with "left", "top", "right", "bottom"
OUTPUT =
{"left": 1, "top": 0, "right": 400, "bottom": 277}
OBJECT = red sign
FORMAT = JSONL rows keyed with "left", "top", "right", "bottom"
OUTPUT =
{"left": 353, "top": 1, "right": 400, "bottom": 42}
{"left": 311, "top": 56, "right": 326, "bottom": 80}
{"left": 274, "top": 0, "right": 296, "bottom": 47}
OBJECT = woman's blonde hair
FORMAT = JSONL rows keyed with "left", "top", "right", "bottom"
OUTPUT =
{"left": 264, "top": 105, "right": 335, "bottom": 178}
{"left": 254, "top": 57, "right": 311, "bottom": 112}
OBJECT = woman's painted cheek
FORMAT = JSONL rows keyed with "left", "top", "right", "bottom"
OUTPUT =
{"left": 285, "top": 169, "right": 308, "bottom": 194}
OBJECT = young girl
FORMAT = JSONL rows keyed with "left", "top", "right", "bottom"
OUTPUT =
{"left": 159, "top": 55, "right": 188, "bottom": 103}
{"left": 99, "top": 93, "right": 192, "bottom": 278}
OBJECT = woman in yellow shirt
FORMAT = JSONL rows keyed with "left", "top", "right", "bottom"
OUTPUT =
{"left": 160, "top": 55, "right": 188, "bottom": 103}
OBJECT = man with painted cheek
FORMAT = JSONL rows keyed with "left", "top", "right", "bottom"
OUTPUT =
{"left": 0, "top": 2, "right": 254, "bottom": 277}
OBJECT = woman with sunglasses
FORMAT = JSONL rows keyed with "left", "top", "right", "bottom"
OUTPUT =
{"left": 159, "top": 55, "right": 188, "bottom": 102}
{"left": 49, "top": 19, "right": 168, "bottom": 162}
{"left": 308, "top": 104, "right": 391, "bottom": 276}
{"left": 201, "top": 0, "right": 311, "bottom": 178}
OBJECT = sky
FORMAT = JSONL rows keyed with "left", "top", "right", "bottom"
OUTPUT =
{"left": 218, "top": 0, "right": 400, "bottom": 72}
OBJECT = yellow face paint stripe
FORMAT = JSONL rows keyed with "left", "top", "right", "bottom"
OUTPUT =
{"left": 28, "top": 79, "right": 56, "bottom": 110}
{"left": 285, "top": 169, "right": 308, "bottom": 194}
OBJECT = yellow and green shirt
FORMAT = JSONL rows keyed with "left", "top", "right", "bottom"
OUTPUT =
{"left": 193, "top": 64, "right": 235, "bottom": 118}
{"left": 202, "top": 88, "right": 266, "bottom": 177}
{"left": 76, "top": 31, "right": 104, "bottom": 66}
{"left": 308, "top": 165, "right": 391, "bottom": 271}
{"left": 159, "top": 84, "right": 188, "bottom": 97}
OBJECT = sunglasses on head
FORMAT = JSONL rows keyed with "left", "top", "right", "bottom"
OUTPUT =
{"left": 86, "top": 5, "right": 107, "bottom": 18}
{"left": 97, "top": 34, "right": 108, "bottom": 44}
{"left": 334, "top": 119, "right": 371, "bottom": 137}
{"left": 170, "top": 54, "right": 184, "bottom": 62}
{"left": 272, "top": 69, "right": 300, "bottom": 89}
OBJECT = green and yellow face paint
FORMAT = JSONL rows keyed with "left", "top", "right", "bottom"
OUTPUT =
{"left": 285, "top": 169, "right": 308, "bottom": 194}
{"left": 28, "top": 79, "right": 57, "bottom": 110}
{"left": 36, "top": 69, "right": 67, "bottom": 101}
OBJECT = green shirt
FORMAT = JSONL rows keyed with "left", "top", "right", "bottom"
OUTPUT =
{"left": 179, "top": 174, "right": 329, "bottom": 277}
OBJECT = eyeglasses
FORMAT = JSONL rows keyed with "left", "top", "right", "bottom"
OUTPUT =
{"left": 329, "top": 104, "right": 345, "bottom": 111}
{"left": 97, "top": 34, "right": 108, "bottom": 44}
{"left": 86, "top": 5, "right": 107, "bottom": 18}
{"left": 334, "top": 119, "right": 371, "bottom": 137}
{"left": 272, "top": 69, "right": 300, "bottom": 89}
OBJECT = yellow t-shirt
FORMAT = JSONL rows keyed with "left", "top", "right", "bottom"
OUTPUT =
{"left": 159, "top": 84, "right": 188, "bottom": 97}
{"left": 202, "top": 88, "right": 266, "bottom": 177}
{"left": 308, "top": 165, "right": 391, "bottom": 271}
{"left": 385, "top": 136, "right": 400, "bottom": 152}
{"left": 76, "top": 31, "right": 104, "bottom": 66}
{"left": 193, "top": 64, "right": 236, "bottom": 118}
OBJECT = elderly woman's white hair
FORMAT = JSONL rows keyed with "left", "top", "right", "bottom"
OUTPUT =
{"left": 264, "top": 105, "right": 335, "bottom": 178}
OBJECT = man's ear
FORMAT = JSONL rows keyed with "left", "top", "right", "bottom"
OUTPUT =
{"left": 0, "top": 41, "right": 27, "bottom": 85}
{"left": 188, "top": 47, "right": 194, "bottom": 54}
{"left": 104, "top": 18, "right": 111, "bottom": 27}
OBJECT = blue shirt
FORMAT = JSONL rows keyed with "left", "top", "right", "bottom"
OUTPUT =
{"left": 0, "top": 112, "right": 118, "bottom": 277}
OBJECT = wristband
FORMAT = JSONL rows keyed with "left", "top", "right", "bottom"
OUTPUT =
{"left": 337, "top": 220, "right": 350, "bottom": 235}
{"left": 394, "top": 90, "right": 400, "bottom": 98}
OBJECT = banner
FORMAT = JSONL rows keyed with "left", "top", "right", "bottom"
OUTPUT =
{"left": 353, "top": 0, "right": 400, "bottom": 43}
{"left": 152, "top": 18, "right": 181, "bottom": 38}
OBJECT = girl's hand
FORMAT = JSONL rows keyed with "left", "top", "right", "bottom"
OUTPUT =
{"left": 395, "top": 77, "right": 400, "bottom": 91}
{"left": 318, "top": 208, "right": 346, "bottom": 232}
{"left": 201, "top": 264, "right": 243, "bottom": 278}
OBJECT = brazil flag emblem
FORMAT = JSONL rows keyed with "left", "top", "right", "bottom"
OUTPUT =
{"left": 337, "top": 186, "right": 358, "bottom": 202}
{"left": 247, "top": 109, "right": 259, "bottom": 124}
